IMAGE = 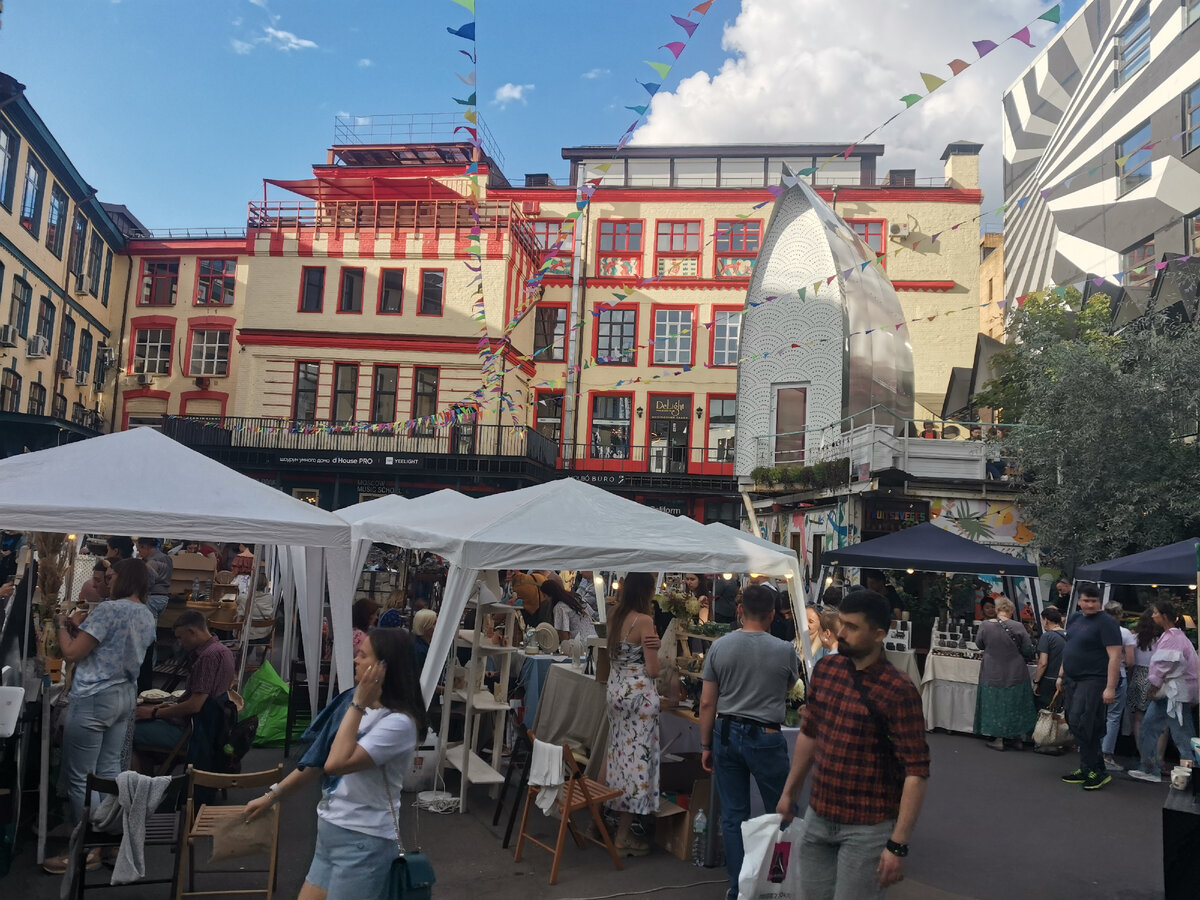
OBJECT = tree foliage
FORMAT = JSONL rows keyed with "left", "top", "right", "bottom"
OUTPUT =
{"left": 978, "top": 289, "right": 1200, "bottom": 573}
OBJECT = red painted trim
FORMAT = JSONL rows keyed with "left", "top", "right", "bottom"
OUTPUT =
{"left": 590, "top": 301, "right": 639, "bottom": 367}
{"left": 127, "top": 316, "right": 177, "bottom": 373}
{"left": 644, "top": 390, "right": 694, "bottom": 452}
{"left": 376, "top": 267, "right": 405, "bottom": 315}
{"left": 594, "top": 218, "right": 646, "bottom": 279}
{"left": 411, "top": 364, "right": 440, "bottom": 421}
{"left": 331, "top": 362, "right": 360, "bottom": 422}
{"left": 533, "top": 388, "right": 565, "bottom": 447}
{"left": 587, "top": 276, "right": 749, "bottom": 291}
{"left": 136, "top": 257, "right": 181, "bottom": 307}
{"left": 586, "top": 390, "right": 636, "bottom": 467}
{"left": 311, "top": 163, "right": 494, "bottom": 181}
{"left": 184, "top": 316, "right": 235, "bottom": 378}
{"left": 417, "top": 268, "right": 446, "bottom": 317}
{"left": 846, "top": 218, "right": 887, "bottom": 270}
{"left": 298, "top": 265, "right": 326, "bottom": 313}
{"left": 292, "top": 359, "right": 321, "bottom": 420}
{"left": 369, "top": 363, "right": 399, "bottom": 423}
{"left": 121, "top": 390, "right": 172, "bottom": 430}
{"left": 712, "top": 218, "right": 762, "bottom": 279}
{"left": 336, "top": 266, "right": 366, "bottom": 315}
{"left": 495, "top": 186, "right": 984, "bottom": 204}
{"left": 651, "top": 219, "right": 703, "bottom": 280}
{"left": 891, "top": 280, "right": 957, "bottom": 292}
{"left": 702, "top": 392, "right": 736, "bottom": 472}
{"left": 127, "top": 239, "right": 246, "bottom": 256}
{"left": 649, "top": 303, "right": 699, "bottom": 368}
{"left": 533, "top": 302, "right": 569, "bottom": 363}
{"left": 179, "top": 390, "right": 229, "bottom": 417}
{"left": 708, "top": 305, "right": 743, "bottom": 369}
{"left": 235, "top": 329, "right": 535, "bottom": 370}
{"left": 192, "top": 257, "right": 239, "bottom": 307}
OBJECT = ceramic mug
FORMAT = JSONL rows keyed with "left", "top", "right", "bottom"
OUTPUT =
{"left": 1171, "top": 766, "right": 1191, "bottom": 790}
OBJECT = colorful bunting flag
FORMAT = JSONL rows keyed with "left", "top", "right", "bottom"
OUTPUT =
{"left": 644, "top": 60, "right": 673, "bottom": 79}
{"left": 672, "top": 13, "right": 699, "bottom": 36}
{"left": 447, "top": 22, "right": 475, "bottom": 40}
{"left": 920, "top": 73, "right": 946, "bottom": 92}
{"left": 1011, "top": 26, "right": 1033, "bottom": 47}
{"left": 660, "top": 41, "right": 687, "bottom": 59}
{"left": 973, "top": 39, "right": 998, "bottom": 57}
{"left": 948, "top": 59, "right": 970, "bottom": 75}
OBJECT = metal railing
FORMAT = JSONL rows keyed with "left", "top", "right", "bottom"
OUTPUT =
{"left": 332, "top": 113, "right": 505, "bottom": 170}
{"left": 136, "top": 227, "right": 247, "bottom": 240}
{"left": 557, "top": 442, "right": 735, "bottom": 476}
{"left": 162, "top": 416, "right": 558, "bottom": 468}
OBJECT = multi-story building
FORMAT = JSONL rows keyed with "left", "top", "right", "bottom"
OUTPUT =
{"left": 0, "top": 73, "right": 130, "bottom": 456}
{"left": 1003, "top": 0, "right": 1200, "bottom": 304}
{"left": 108, "top": 119, "right": 986, "bottom": 518}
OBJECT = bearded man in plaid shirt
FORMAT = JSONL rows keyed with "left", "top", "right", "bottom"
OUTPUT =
{"left": 777, "top": 589, "right": 930, "bottom": 899}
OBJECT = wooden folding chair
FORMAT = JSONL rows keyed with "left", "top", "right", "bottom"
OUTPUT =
{"left": 133, "top": 719, "right": 195, "bottom": 776}
{"left": 513, "top": 734, "right": 623, "bottom": 885}
{"left": 175, "top": 764, "right": 283, "bottom": 900}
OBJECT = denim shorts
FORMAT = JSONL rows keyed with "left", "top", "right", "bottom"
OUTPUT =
{"left": 305, "top": 817, "right": 397, "bottom": 899}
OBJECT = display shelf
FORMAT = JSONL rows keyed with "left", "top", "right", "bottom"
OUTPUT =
{"left": 443, "top": 744, "right": 505, "bottom": 785}
{"left": 451, "top": 689, "right": 510, "bottom": 712}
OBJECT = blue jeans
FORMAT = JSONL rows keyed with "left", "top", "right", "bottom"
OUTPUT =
{"left": 1138, "top": 697, "right": 1198, "bottom": 775}
{"left": 1101, "top": 675, "right": 1127, "bottom": 755}
{"left": 797, "top": 811, "right": 893, "bottom": 900}
{"left": 63, "top": 683, "right": 136, "bottom": 823}
{"left": 146, "top": 594, "right": 169, "bottom": 619}
{"left": 713, "top": 719, "right": 791, "bottom": 891}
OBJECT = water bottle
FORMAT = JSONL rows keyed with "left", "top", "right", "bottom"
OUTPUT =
{"left": 191, "top": 577, "right": 201, "bottom": 601}
{"left": 691, "top": 810, "right": 708, "bottom": 867}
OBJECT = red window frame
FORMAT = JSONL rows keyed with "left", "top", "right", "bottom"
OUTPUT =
{"left": 533, "top": 303, "right": 569, "bottom": 362}
{"left": 137, "top": 258, "right": 180, "bottom": 306}
{"left": 377, "top": 268, "right": 405, "bottom": 315}
{"left": 591, "top": 301, "right": 639, "bottom": 367}
{"left": 336, "top": 266, "right": 365, "bottom": 314}
{"left": 708, "top": 304, "right": 743, "bottom": 368}
{"left": 292, "top": 360, "right": 321, "bottom": 421}
{"left": 184, "top": 315, "right": 236, "bottom": 378}
{"left": 702, "top": 392, "right": 737, "bottom": 472}
{"left": 530, "top": 219, "right": 575, "bottom": 275}
{"left": 649, "top": 303, "right": 698, "bottom": 367}
{"left": 127, "top": 315, "right": 176, "bottom": 375}
{"left": 714, "top": 219, "right": 762, "bottom": 278}
{"left": 847, "top": 219, "right": 887, "bottom": 268}
{"left": 595, "top": 219, "right": 645, "bottom": 279}
{"left": 533, "top": 388, "right": 565, "bottom": 445}
{"left": 587, "top": 390, "right": 635, "bottom": 466}
{"left": 194, "top": 258, "right": 236, "bottom": 307}
{"left": 411, "top": 365, "right": 440, "bottom": 419}
{"left": 370, "top": 364, "right": 400, "bottom": 423}
{"left": 653, "top": 219, "right": 702, "bottom": 279}
{"left": 417, "top": 268, "right": 446, "bottom": 317}
{"left": 297, "top": 266, "right": 326, "bottom": 313}
{"left": 331, "top": 362, "right": 360, "bottom": 422}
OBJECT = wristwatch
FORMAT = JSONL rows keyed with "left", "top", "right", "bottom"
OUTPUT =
{"left": 700, "top": 744, "right": 712, "bottom": 751}
{"left": 885, "top": 839, "right": 909, "bottom": 857}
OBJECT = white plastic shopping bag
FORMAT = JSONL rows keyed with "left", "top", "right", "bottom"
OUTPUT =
{"left": 737, "top": 813, "right": 802, "bottom": 900}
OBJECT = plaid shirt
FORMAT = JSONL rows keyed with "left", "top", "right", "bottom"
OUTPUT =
{"left": 801, "top": 653, "right": 930, "bottom": 824}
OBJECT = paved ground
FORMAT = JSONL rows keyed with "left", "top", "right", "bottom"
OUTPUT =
{"left": 6, "top": 732, "right": 1170, "bottom": 899}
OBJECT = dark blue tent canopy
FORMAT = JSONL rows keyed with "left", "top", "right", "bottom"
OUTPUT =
{"left": 823, "top": 521, "right": 1038, "bottom": 577}
{"left": 1074, "top": 538, "right": 1200, "bottom": 586}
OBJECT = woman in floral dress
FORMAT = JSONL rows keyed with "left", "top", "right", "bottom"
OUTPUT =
{"left": 605, "top": 571, "right": 661, "bottom": 855}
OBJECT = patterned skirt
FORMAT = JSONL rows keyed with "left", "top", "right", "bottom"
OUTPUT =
{"left": 975, "top": 682, "right": 1038, "bottom": 739}
{"left": 605, "top": 664, "right": 660, "bottom": 814}
{"left": 1127, "top": 665, "right": 1153, "bottom": 713}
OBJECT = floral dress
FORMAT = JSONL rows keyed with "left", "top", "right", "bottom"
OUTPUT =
{"left": 605, "top": 619, "right": 660, "bottom": 815}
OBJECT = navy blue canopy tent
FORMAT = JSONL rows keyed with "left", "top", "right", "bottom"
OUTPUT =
{"left": 1074, "top": 538, "right": 1200, "bottom": 586}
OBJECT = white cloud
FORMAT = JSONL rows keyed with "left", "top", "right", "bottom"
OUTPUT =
{"left": 582, "top": 68, "right": 610, "bottom": 80}
{"left": 232, "top": 16, "right": 243, "bottom": 26}
{"left": 634, "top": 0, "right": 1056, "bottom": 214}
{"left": 262, "top": 26, "right": 318, "bottom": 51}
{"left": 230, "top": 38, "right": 254, "bottom": 55}
{"left": 247, "top": 0, "right": 269, "bottom": 8}
{"left": 492, "top": 83, "right": 534, "bottom": 109}
{"left": 358, "top": 58, "right": 373, "bottom": 68}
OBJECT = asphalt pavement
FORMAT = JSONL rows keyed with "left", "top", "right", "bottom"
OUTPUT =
{"left": 6, "top": 732, "right": 1171, "bottom": 899}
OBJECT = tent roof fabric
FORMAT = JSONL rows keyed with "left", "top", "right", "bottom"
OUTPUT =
{"left": 823, "top": 521, "right": 1037, "bottom": 577}
{"left": 0, "top": 428, "right": 349, "bottom": 547}
{"left": 1074, "top": 538, "right": 1200, "bottom": 586}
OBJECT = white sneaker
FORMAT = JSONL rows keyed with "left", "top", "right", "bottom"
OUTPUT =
{"left": 1127, "top": 769, "right": 1162, "bottom": 783}
{"left": 1103, "top": 756, "right": 1124, "bottom": 772}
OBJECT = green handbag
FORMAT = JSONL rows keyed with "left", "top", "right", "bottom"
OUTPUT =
{"left": 382, "top": 763, "right": 435, "bottom": 900}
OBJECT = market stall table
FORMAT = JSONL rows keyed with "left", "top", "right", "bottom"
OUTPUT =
{"left": 518, "top": 653, "right": 573, "bottom": 729}
{"left": 885, "top": 649, "right": 921, "bottom": 688}
{"left": 920, "top": 654, "right": 1036, "bottom": 733}
{"left": 529, "top": 662, "right": 608, "bottom": 781}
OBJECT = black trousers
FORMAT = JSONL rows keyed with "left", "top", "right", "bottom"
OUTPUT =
{"left": 1063, "top": 676, "right": 1107, "bottom": 773}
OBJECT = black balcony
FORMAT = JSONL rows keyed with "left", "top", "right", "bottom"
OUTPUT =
{"left": 0, "top": 410, "right": 106, "bottom": 458}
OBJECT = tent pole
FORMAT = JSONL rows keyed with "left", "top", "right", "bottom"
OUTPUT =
{"left": 234, "top": 543, "right": 264, "bottom": 692}
{"left": 741, "top": 491, "right": 760, "bottom": 537}
{"left": 593, "top": 573, "right": 607, "bottom": 625}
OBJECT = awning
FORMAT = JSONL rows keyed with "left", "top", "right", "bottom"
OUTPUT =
{"left": 823, "top": 521, "right": 1037, "bottom": 577}
{"left": 1075, "top": 538, "right": 1200, "bottom": 586}
{"left": 264, "top": 175, "right": 463, "bottom": 202}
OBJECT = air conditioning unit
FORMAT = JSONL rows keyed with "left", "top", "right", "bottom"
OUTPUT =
{"left": 890, "top": 223, "right": 911, "bottom": 238}
{"left": 75, "top": 367, "right": 90, "bottom": 386}
{"left": 99, "top": 346, "right": 115, "bottom": 366}
{"left": 74, "top": 274, "right": 90, "bottom": 295}
{"left": 56, "top": 357, "right": 73, "bottom": 378}
{"left": 26, "top": 335, "right": 49, "bottom": 358}
{"left": 136, "top": 372, "right": 154, "bottom": 387}
{"left": 521, "top": 200, "right": 541, "bottom": 214}
{"left": 0, "top": 324, "right": 16, "bottom": 348}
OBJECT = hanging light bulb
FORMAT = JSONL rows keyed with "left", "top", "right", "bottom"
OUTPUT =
{"left": 722, "top": 573, "right": 733, "bottom": 580}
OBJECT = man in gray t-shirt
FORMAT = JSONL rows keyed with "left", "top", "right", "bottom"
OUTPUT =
{"left": 700, "top": 585, "right": 800, "bottom": 899}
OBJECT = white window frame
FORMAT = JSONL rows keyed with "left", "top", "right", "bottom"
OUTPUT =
{"left": 133, "top": 328, "right": 172, "bottom": 375}
{"left": 653, "top": 308, "right": 693, "bottom": 365}
{"left": 712, "top": 310, "right": 741, "bottom": 367}
{"left": 189, "top": 329, "right": 230, "bottom": 376}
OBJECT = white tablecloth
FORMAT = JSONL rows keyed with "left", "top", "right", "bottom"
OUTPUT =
{"left": 919, "top": 655, "right": 1037, "bottom": 733}
{"left": 885, "top": 649, "right": 921, "bottom": 688}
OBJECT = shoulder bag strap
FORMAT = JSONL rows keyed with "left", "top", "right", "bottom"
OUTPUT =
{"left": 849, "top": 666, "right": 905, "bottom": 781}
{"left": 998, "top": 619, "right": 1025, "bottom": 651}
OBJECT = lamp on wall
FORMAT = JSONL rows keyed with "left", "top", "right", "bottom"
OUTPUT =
{"left": 695, "top": 406, "right": 704, "bottom": 419}
{"left": 636, "top": 406, "right": 644, "bottom": 419}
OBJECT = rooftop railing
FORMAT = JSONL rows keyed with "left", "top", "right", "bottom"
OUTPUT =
{"left": 332, "top": 113, "right": 506, "bottom": 170}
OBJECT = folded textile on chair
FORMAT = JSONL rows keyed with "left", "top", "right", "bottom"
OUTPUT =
{"left": 111, "top": 770, "right": 172, "bottom": 884}
{"left": 529, "top": 739, "right": 564, "bottom": 815}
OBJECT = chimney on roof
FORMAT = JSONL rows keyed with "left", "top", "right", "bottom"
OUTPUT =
{"left": 941, "top": 140, "right": 982, "bottom": 190}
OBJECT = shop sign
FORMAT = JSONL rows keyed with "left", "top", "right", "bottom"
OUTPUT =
{"left": 271, "top": 450, "right": 422, "bottom": 468}
{"left": 650, "top": 396, "right": 690, "bottom": 420}
{"left": 576, "top": 473, "right": 628, "bottom": 486}
{"left": 863, "top": 497, "right": 930, "bottom": 533}
{"left": 644, "top": 498, "right": 687, "bottom": 517}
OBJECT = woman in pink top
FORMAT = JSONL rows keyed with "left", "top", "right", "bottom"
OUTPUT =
{"left": 1129, "top": 600, "right": 1198, "bottom": 782}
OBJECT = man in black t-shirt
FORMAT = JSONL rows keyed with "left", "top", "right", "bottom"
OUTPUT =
{"left": 1057, "top": 586, "right": 1122, "bottom": 790}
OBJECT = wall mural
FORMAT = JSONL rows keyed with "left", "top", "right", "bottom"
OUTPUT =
{"left": 929, "top": 497, "right": 1036, "bottom": 555}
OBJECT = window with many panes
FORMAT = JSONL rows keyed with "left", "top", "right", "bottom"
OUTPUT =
{"left": 1121, "top": 236, "right": 1156, "bottom": 287}
{"left": 712, "top": 310, "right": 741, "bottom": 367}
{"left": 8, "top": 277, "right": 31, "bottom": 337}
{"left": 0, "top": 369, "right": 20, "bottom": 413}
{"left": 60, "top": 316, "right": 75, "bottom": 364}
{"left": 418, "top": 270, "right": 444, "bottom": 315}
{"left": 36, "top": 297, "right": 55, "bottom": 342}
{"left": 590, "top": 394, "right": 632, "bottom": 459}
{"left": 535, "top": 391, "right": 564, "bottom": 442}
{"left": 27, "top": 381, "right": 45, "bottom": 417}
{"left": 338, "top": 268, "right": 364, "bottom": 313}
{"left": 196, "top": 259, "right": 235, "bottom": 306}
{"left": 190, "top": 330, "right": 230, "bottom": 376}
{"left": 0, "top": 121, "right": 17, "bottom": 211}
{"left": 412, "top": 367, "right": 439, "bottom": 430}
{"left": 371, "top": 366, "right": 398, "bottom": 423}
{"left": 1117, "top": 121, "right": 1152, "bottom": 194}
{"left": 534, "top": 305, "right": 567, "bottom": 362}
{"left": 715, "top": 220, "right": 761, "bottom": 277}
{"left": 20, "top": 155, "right": 46, "bottom": 238}
{"left": 655, "top": 220, "right": 701, "bottom": 277}
{"left": 849, "top": 219, "right": 886, "bottom": 263}
{"left": 332, "top": 364, "right": 358, "bottom": 422}
{"left": 597, "top": 220, "right": 643, "bottom": 278}
{"left": 378, "top": 269, "right": 404, "bottom": 314}
{"left": 1185, "top": 81, "right": 1200, "bottom": 154}
{"left": 85, "top": 232, "right": 103, "bottom": 297}
{"left": 294, "top": 362, "right": 319, "bottom": 421}
{"left": 78, "top": 330, "right": 93, "bottom": 380}
{"left": 707, "top": 397, "right": 737, "bottom": 462}
{"left": 46, "top": 184, "right": 68, "bottom": 258}
{"left": 652, "top": 307, "right": 694, "bottom": 365}
{"left": 132, "top": 328, "right": 172, "bottom": 375}
{"left": 68, "top": 211, "right": 87, "bottom": 277}
{"left": 299, "top": 267, "right": 325, "bottom": 312}
{"left": 595, "top": 307, "right": 637, "bottom": 365}
{"left": 139, "top": 259, "right": 179, "bottom": 306}
{"left": 51, "top": 392, "right": 66, "bottom": 420}
{"left": 530, "top": 220, "right": 574, "bottom": 274}
{"left": 1117, "top": 4, "right": 1150, "bottom": 84}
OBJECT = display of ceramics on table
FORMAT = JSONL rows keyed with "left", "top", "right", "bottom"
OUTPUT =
{"left": 884, "top": 619, "right": 912, "bottom": 652}
{"left": 930, "top": 616, "right": 983, "bottom": 659}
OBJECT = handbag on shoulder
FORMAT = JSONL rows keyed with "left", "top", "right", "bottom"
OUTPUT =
{"left": 382, "top": 761, "right": 436, "bottom": 899}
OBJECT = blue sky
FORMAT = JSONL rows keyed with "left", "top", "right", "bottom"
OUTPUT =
{"left": 0, "top": 0, "right": 1082, "bottom": 230}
